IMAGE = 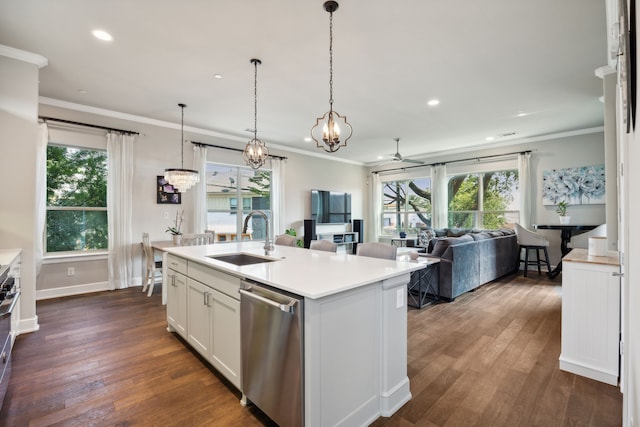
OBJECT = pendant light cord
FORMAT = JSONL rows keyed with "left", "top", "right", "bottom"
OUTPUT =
{"left": 179, "top": 103, "right": 186, "bottom": 168}
{"left": 328, "top": 9, "right": 334, "bottom": 110}
{"left": 254, "top": 59, "right": 258, "bottom": 140}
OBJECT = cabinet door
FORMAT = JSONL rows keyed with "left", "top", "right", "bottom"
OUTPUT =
{"left": 187, "top": 278, "right": 211, "bottom": 358}
{"left": 210, "top": 288, "right": 241, "bottom": 389}
{"left": 166, "top": 269, "right": 187, "bottom": 338}
{"left": 561, "top": 261, "right": 620, "bottom": 385}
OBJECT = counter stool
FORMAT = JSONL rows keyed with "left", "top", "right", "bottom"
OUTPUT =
{"left": 515, "top": 223, "right": 552, "bottom": 277}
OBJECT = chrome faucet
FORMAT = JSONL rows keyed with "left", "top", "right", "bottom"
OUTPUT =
{"left": 243, "top": 210, "right": 274, "bottom": 252}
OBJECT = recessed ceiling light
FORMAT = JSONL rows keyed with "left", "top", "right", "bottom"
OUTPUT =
{"left": 377, "top": 155, "right": 384, "bottom": 160}
{"left": 92, "top": 29, "right": 113, "bottom": 41}
{"left": 78, "top": 89, "right": 87, "bottom": 94}
{"left": 213, "top": 74, "right": 223, "bottom": 79}
{"left": 485, "top": 136, "right": 495, "bottom": 141}
{"left": 427, "top": 99, "right": 440, "bottom": 107}
{"left": 304, "top": 137, "right": 312, "bottom": 142}
{"left": 516, "top": 111, "right": 527, "bottom": 117}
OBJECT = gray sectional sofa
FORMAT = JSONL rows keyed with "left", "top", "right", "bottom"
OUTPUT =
{"left": 418, "top": 228, "right": 519, "bottom": 301}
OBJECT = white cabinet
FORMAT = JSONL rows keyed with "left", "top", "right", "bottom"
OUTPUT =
{"left": 560, "top": 249, "right": 620, "bottom": 386}
{"left": 186, "top": 278, "right": 211, "bottom": 358}
{"left": 166, "top": 255, "right": 241, "bottom": 390}
{"left": 166, "top": 255, "right": 187, "bottom": 338}
{"left": 210, "top": 288, "right": 241, "bottom": 388}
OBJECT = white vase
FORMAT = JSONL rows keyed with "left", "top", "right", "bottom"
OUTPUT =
{"left": 559, "top": 216, "right": 571, "bottom": 225}
{"left": 172, "top": 234, "right": 182, "bottom": 245}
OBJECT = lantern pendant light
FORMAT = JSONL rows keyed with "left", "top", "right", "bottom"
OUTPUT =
{"left": 164, "top": 103, "right": 200, "bottom": 192}
{"left": 243, "top": 58, "right": 269, "bottom": 169}
{"left": 311, "top": 0, "right": 352, "bottom": 153}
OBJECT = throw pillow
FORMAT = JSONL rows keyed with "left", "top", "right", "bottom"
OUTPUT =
{"left": 447, "top": 228, "right": 469, "bottom": 237}
{"left": 417, "top": 228, "right": 435, "bottom": 247}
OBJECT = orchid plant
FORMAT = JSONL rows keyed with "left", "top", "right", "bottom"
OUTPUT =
{"left": 166, "top": 209, "right": 184, "bottom": 235}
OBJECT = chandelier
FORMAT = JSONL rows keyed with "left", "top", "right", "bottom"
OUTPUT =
{"left": 243, "top": 58, "right": 269, "bottom": 169}
{"left": 311, "top": 0, "right": 352, "bottom": 153}
{"left": 164, "top": 103, "right": 200, "bottom": 192}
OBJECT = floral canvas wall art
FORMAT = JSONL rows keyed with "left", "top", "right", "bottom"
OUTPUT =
{"left": 542, "top": 165, "right": 605, "bottom": 206}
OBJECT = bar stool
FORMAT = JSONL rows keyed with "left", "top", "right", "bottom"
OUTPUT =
{"left": 514, "top": 223, "right": 552, "bottom": 277}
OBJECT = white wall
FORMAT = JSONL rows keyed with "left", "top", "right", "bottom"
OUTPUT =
{"left": 36, "top": 103, "right": 368, "bottom": 294}
{"left": 622, "top": 7, "right": 639, "bottom": 425}
{"left": 0, "top": 53, "right": 41, "bottom": 333}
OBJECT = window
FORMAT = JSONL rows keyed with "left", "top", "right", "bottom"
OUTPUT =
{"left": 381, "top": 177, "right": 431, "bottom": 235}
{"left": 46, "top": 144, "right": 108, "bottom": 253}
{"left": 448, "top": 169, "right": 519, "bottom": 229}
{"left": 206, "top": 164, "right": 272, "bottom": 240}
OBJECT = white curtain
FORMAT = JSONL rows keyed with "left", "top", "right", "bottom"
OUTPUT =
{"left": 271, "top": 158, "right": 286, "bottom": 237}
{"left": 518, "top": 151, "right": 532, "bottom": 229}
{"left": 192, "top": 145, "right": 208, "bottom": 233}
{"left": 432, "top": 164, "right": 448, "bottom": 228}
{"left": 107, "top": 132, "right": 134, "bottom": 290}
{"left": 369, "top": 173, "right": 382, "bottom": 242}
{"left": 35, "top": 123, "right": 49, "bottom": 276}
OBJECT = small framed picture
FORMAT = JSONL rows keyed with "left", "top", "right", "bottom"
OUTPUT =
{"left": 157, "top": 176, "right": 181, "bottom": 204}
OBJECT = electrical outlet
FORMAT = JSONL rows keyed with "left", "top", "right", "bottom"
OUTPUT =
{"left": 67, "top": 267, "right": 75, "bottom": 276}
{"left": 164, "top": 211, "right": 169, "bottom": 220}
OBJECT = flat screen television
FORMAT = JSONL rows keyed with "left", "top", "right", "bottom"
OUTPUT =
{"left": 311, "top": 190, "right": 351, "bottom": 224}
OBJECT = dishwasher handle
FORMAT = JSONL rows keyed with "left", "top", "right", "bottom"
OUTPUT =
{"left": 239, "top": 288, "right": 296, "bottom": 314}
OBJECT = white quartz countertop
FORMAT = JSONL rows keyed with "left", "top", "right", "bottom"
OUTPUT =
{"left": 164, "top": 241, "right": 425, "bottom": 299}
{"left": 0, "top": 249, "right": 21, "bottom": 267}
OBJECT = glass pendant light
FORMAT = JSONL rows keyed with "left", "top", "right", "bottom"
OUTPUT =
{"left": 164, "top": 103, "right": 200, "bottom": 192}
{"left": 311, "top": 1, "right": 352, "bottom": 153}
{"left": 243, "top": 58, "right": 269, "bottom": 169}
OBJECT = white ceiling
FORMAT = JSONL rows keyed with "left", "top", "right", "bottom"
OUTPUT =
{"left": 0, "top": 0, "right": 611, "bottom": 165}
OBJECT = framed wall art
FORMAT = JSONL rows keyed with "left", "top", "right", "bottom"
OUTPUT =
{"left": 542, "top": 165, "right": 605, "bottom": 206}
{"left": 157, "top": 176, "right": 181, "bottom": 204}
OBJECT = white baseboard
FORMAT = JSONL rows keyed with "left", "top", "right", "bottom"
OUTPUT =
{"left": 18, "top": 315, "right": 39, "bottom": 335}
{"left": 36, "top": 281, "right": 111, "bottom": 301}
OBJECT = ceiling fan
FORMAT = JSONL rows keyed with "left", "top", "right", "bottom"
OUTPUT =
{"left": 380, "top": 138, "right": 425, "bottom": 165}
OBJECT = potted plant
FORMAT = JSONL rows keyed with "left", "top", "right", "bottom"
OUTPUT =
{"left": 166, "top": 209, "right": 184, "bottom": 244}
{"left": 285, "top": 228, "right": 304, "bottom": 248}
{"left": 556, "top": 201, "right": 570, "bottom": 225}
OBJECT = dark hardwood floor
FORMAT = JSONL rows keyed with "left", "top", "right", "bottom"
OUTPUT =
{"left": 0, "top": 272, "right": 622, "bottom": 426}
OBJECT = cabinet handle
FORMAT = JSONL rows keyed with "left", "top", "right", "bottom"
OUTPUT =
{"left": 204, "top": 291, "right": 210, "bottom": 307}
{"left": 2, "top": 352, "right": 6, "bottom": 364}
{"left": 612, "top": 272, "right": 624, "bottom": 277}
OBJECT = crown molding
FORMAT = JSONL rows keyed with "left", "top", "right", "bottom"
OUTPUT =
{"left": 595, "top": 65, "right": 616, "bottom": 78}
{"left": 38, "top": 97, "right": 364, "bottom": 166}
{"left": 0, "top": 45, "right": 48, "bottom": 68}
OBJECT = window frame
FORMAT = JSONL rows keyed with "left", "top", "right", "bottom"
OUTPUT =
{"left": 45, "top": 142, "right": 108, "bottom": 255}
{"left": 447, "top": 167, "right": 519, "bottom": 229}
{"left": 380, "top": 176, "right": 432, "bottom": 236}
{"left": 205, "top": 163, "right": 272, "bottom": 240}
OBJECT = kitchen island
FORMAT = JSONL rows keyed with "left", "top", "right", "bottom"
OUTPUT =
{"left": 164, "top": 241, "right": 424, "bottom": 427}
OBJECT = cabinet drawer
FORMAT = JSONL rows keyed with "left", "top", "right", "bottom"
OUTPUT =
{"left": 167, "top": 255, "right": 187, "bottom": 275}
{"left": 188, "top": 262, "right": 240, "bottom": 300}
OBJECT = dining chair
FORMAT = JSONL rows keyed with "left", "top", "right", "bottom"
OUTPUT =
{"left": 204, "top": 229, "right": 216, "bottom": 242}
{"left": 514, "top": 223, "right": 551, "bottom": 277}
{"left": 142, "top": 232, "right": 162, "bottom": 296}
{"left": 309, "top": 239, "right": 338, "bottom": 253}
{"left": 274, "top": 234, "right": 297, "bottom": 247}
{"left": 355, "top": 242, "right": 397, "bottom": 260}
{"left": 181, "top": 232, "right": 214, "bottom": 246}
{"left": 567, "top": 224, "right": 606, "bottom": 249}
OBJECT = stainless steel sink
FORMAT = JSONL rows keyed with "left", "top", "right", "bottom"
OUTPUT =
{"left": 207, "top": 253, "right": 278, "bottom": 266}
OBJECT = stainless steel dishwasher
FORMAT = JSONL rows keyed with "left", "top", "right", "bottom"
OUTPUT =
{"left": 240, "top": 280, "right": 304, "bottom": 427}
